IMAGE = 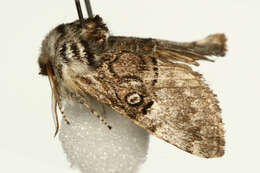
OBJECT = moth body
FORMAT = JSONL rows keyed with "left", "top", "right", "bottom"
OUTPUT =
{"left": 39, "top": 15, "right": 226, "bottom": 158}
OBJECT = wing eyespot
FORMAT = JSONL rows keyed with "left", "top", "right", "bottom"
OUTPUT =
{"left": 125, "top": 92, "right": 144, "bottom": 107}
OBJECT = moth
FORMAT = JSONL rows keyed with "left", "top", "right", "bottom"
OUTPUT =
{"left": 38, "top": 0, "right": 226, "bottom": 158}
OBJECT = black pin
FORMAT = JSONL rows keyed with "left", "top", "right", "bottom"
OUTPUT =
{"left": 84, "top": 0, "right": 94, "bottom": 18}
{"left": 75, "top": 0, "right": 84, "bottom": 23}
{"left": 75, "top": 0, "right": 94, "bottom": 24}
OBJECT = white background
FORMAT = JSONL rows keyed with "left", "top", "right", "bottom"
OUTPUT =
{"left": 1, "top": 0, "right": 260, "bottom": 172}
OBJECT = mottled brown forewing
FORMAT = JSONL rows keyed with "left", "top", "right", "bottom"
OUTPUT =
{"left": 70, "top": 50, "right": 224, "bottom": 158}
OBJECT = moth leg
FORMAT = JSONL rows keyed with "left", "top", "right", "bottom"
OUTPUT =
{"left": 83, "top": 102, "right": 112, "bottom": 130}
{"left": 63, "top": 115, "right": 70, "bottom": 125}
{"left": 58, "top": 106, "right": 71, "bottom": 125}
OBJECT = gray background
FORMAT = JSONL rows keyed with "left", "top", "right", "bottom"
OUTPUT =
{"left": 1, "top": 0, "right": 260, "bottom": 172}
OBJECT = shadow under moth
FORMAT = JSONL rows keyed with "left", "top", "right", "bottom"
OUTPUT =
{"left": 38, "top": 0, "right": 226, "bottom": 158}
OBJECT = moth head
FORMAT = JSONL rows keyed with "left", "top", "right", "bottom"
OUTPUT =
{"left": 38, "top": 15, "right": 109, "bottom": 76}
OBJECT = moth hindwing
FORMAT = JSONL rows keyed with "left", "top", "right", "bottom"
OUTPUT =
{"left": 38, "top": 15, "right": 226, "bottom": 158}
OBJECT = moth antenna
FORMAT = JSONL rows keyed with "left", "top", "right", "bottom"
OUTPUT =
{"left": 47, "top": 65, "right": 59, "bottom": 137}
{"left": 84, "top": 0, "right": 94, "bottom": 18}
{"left": 83, "top": 103, "right": 112, "bottom": 130}
{"left": 75, "top": 0, "right": 84, "bottom": 24}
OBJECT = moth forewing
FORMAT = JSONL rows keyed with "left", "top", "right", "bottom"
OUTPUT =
{"left": 38, "top": 15, "right": 226, "bottom": 158}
